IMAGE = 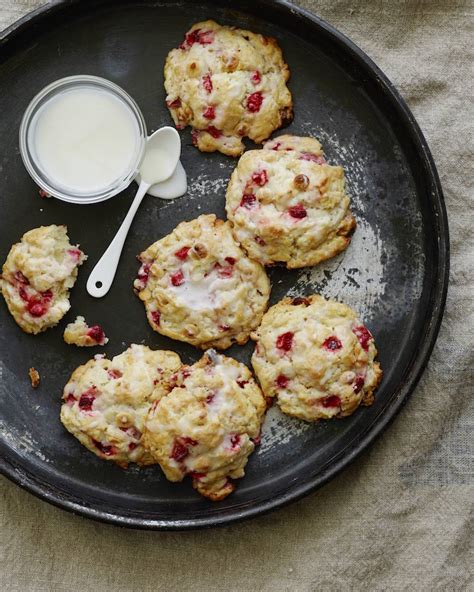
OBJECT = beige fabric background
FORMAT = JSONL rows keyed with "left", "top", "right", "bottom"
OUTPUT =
{"left": 0, "top": 1, "right": 472, "bottom": 590}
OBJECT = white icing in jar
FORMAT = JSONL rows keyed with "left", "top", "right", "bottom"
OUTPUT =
{"left": 19, "top": 76, "right": 147, "bottom": 204}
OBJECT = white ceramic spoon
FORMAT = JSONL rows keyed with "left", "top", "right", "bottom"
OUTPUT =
{"left": 87, "top": 126, "right": 181, "bottom": 298}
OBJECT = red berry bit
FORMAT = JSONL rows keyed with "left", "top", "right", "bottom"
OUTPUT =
{"left": 321, "top": 395, "right": 341, "bottom": 408}
{"left": 170, "top": 270, "right": 185, "bottom": 286}
{"left": 246, "top": 91, "right": 263, "bottom": 112}
{"left": 218, "top": 324, "right": 230, "bottom": 332}
{"left": 180, "top": 28, "right": 214, "bottom": 49}
{"left": 203, "top": 106, "right": 216, "bottom": 120}
{"left": 276, "top": 374, "right": 289, "bottom": 388}
{"left": 299, "top": 152, "right": 326, "bottom": 164}
{"left": 205, "top": 393, "right": 215, "bottom": 404}
{"left": 205, "top": 125, "right": 222, "bottom": 138}
{"left": 322, "top": 336, "right": 343, "bottom": 352}
{"left": 108, "top": 369, "right": 122, "bottom": 380}
{"left": 202, "top": 73, "right": 213, "bottom": 93}
{"left": 136, "top": 262, "right": 151, "bottom": 289}
{"left": 224, "top": 256, "right": 236, "bottom": 265}
{"left": 353, "top": 376, "right": 365, "bottom": 394}
{"left": 251, "top": 169, "right": 268, "bottom": 186}
{"left": 230, "top": 434, "right": 241, "bottom": 450}
{"left": 240, "top": 193, "right": 257, "bottom": 209}
{"left": 189, "top": 471, "right": 206, "bottom": 480}
{"left": 255, "top": 236, "right": 266, "bottom": 246}
{"left": 14, "top": 270, "right": 29, "bottom": 285}
{"left": 78, "top": 387, "right": 97, "bottom": 412}
{"left": 67, "top": 248, "right": 82, "bottom": 262}
{"left": 166, "top": 97, "right": 181, "bottom": 108}
{"left": 27, "top": 299, "right": 47, "bottom": 317}
{"left": 353, "top": 325, "right": 373, "bottom": 351}
{"left": 292, "top": 297, "right": 310, "bottom": 306}
{"left": 65, "top": 393, "right": 76, "bottom": 406}
{"left": 151, "top": 310, "right": 161, "bottom": 326}
{"left": 191, "top": 130, "right": 200, "bottom": 145}
{"left": 251, "top": 70, "right": 262, "bottom": 84}
{"left": 236, "top": 379, "right": 248, "bottom": 388}
{"left": 271, "top": 142, "right": 282, "bottom": 151}
{"left": 214, "top": 262, "right": 233, "bottom": 278}
{"left": 87, "top": 325, "right": 106, "bottom": 344}
{"left": 175, "top": 246, "right": 190, "bottom": 260}
{"left": 276, "top": 331, "right": 294, "bottom": 352}
{"left": 288, "top": 204, "right": 307, "bottom": 219}
{"left": 252, "top": 432, "right": 261, "bottom": 446}
{"left": 92, "top": 440, "right": 117, "bottom": 456}
{"left": 170, "top": 436, "right": 198, "bottom": 462}
{"left": 38, "top": 189, "right": 50, "bottom": 198}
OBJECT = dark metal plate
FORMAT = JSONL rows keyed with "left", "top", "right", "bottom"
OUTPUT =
{"left": 0, "top": 0, "right": 448, "bottom": 529}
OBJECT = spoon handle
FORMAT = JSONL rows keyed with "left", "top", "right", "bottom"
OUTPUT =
{"left": 86, "top": 180, "right": 151, "bottom": 298}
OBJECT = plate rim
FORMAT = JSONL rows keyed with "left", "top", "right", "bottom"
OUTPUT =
{"left": 0, "top": 0, "right": 449, "bottom": 530}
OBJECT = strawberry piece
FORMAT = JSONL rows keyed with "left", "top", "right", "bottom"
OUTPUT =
{"left": 251, "top": 70, "right": 262, "bottom": 84}
{"left": 322, "top": 336, "right": 343, "bottom": 352}
{"left": 353, "top": 376, "right": 365, "bottom": 394}
{"left": 353, "top": 325, "right": 372, "bottom": 351}
{"left": 321, "top": 395, "right": 341, "bottom": 408}
{"left": 276, "top": 375, "right": 289, "bottom": 388}
{"left": 170, "top": 436, "right": 198, "bottom": 462}
{"left": 203, "top": 106, "right": 216, "bottom": 119}
{"left": 87, "top": 325, "right": 106, "bottom": 344}
{"left": 276, "top": 331, "right": 294, "bottom": 352}
{"left": 202, "top": 73, "right": 213, "bottom": 93}
{"left": 92, "top": 440, "right": 117, "bottom": 456}
{"left": 299, "top": 152, "right": 326, "bottom": 164}
{"left": 206, "top": 125, "right": 222, "bottom": 138}
{"left": 288, "top": 204, "right": 307, "bottom": 219}
{"left": 170, "top": 270, "right": 185, "bottom": 286}
{"left": 292, "top": 297, "right": 310, "bottom": 306}
{"left": 151, "top": 310, "right": 161, "bottom": 326}
{"left": 175, "top": 246, "right": 190, "bottom": 260}
{"left": 240, "top": 193, "right": 257, "bottom": 209}
{"left": 251, "top": 169, "right": 268, "bottom": 186}
{"left": 246, "top": 91, "right": 263, "bottom": 112}
{"left": 166, "top": 97, "right": 181, "bottom": 108}
{"left": 107, "top": 369, "right": 122, "bottom": 379}
{"left": 224, "top": 256, "right": 236, "bottom": 265}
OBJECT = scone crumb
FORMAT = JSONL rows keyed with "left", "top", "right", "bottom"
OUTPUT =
{"left": 63, "top": 315, "right": 109, "bottom": 347}
{"left": 28, "top": 367, "right": 40, "bottom": 388}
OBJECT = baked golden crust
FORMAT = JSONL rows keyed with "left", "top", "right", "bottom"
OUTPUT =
{"left": 164, "top": 20, "right": 293, "bottom": 156}
{"left": 0, "top": 225, "right": 86, "bottom": 334}
{"left": 142, "top": 350, "right": 266, "bottom": 500}
{"left": 60, "top": 344, "right": 182, "bottom": 467}
{"left": 251, "top": 295, "right": 382, "bottom": 421}
{"left": 225, "top": 135, "right": 356, "bottom": 268}
{"left": 134, "top": 214, "right": 270, "bottom": 350}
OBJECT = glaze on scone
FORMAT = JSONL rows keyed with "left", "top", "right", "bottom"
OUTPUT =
{"left": 164, "top": 20, "right": 293, "bottom": 156}
{"left": 225, "top": 135, "right": 356, "bottom": 268}
{"left": 0, "top": 225, "right": 86, "bottom": 334}
{"left": 134, "top": 214, "right": 270, "bottom": 350}
{"left": 143, "top": 350, "right": 266, "bottom": 500}
{"left": 251, "top": 295, "right": 382, "bottom": 421}
{"left": 60, "top": 344, "right": 182, "bottom": 467}
{"left": 64, "top": 316, "right": 109, "bottom": 347}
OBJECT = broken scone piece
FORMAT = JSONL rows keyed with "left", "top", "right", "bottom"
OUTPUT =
{"left": 28, "top": 367, "right": 40, "bottom": 389}
{"left": 0, "top": 225, "right": 86, "bottom": 334}
{"left": 164, "top": 20, "right": 293, "bottom": 156}
{"left": 64, "top": 316, "right": 109, "bottom": 347}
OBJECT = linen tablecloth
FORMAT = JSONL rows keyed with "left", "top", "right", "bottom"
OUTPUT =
{"left": 0, "top": 1, "right": 472, "bottom": 590}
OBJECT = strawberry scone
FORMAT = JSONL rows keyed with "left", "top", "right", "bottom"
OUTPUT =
{"left": 63, "top": 316, "right": 109, "bottom": 347}
{"left": 251, "top": 295, "right": 382, "bottom": 421}
{"left": 225, "top": 135, "right": 356, "bottom": 268}
{"left": 0, "top": 225, "right": 86, "bottom": 334}
{"left": 60, "top": 344, "right": 182, "bottom": 467}
{"left": 143, "top": 350, "right": 266, "bottom": 500}
{"left": 134, "top": 214, "right": 270, "bottom": 350}
{"left": 164, "top": 20, "right": 293, "bottom": 156}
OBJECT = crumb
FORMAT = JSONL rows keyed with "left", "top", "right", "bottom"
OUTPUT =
{"left": 28, "top": 367, "right": 40, "bottom": 388}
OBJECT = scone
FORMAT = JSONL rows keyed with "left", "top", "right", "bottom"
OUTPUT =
{"left": 142, "top": 350, "right": 266, "bottom": 500}
{"left": 164, "top": 20, "right": 293, "bottom": 156}
{"left": 0, "top": 225, "right": 86, "bottom": 334}
{"left": 63, "top": 316, "right": 108, "bottom": 347}
{"left": 134, "top": 214, "right": 270, "bottom": 350}
{"left": 251, "top": 295, "right": 382, "bottom": 421}
{"left": 225, "top": 135, "right": 356, "bottom": 268}
{"left": 60, "top": 344, "right": 182, "bottom": 467}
